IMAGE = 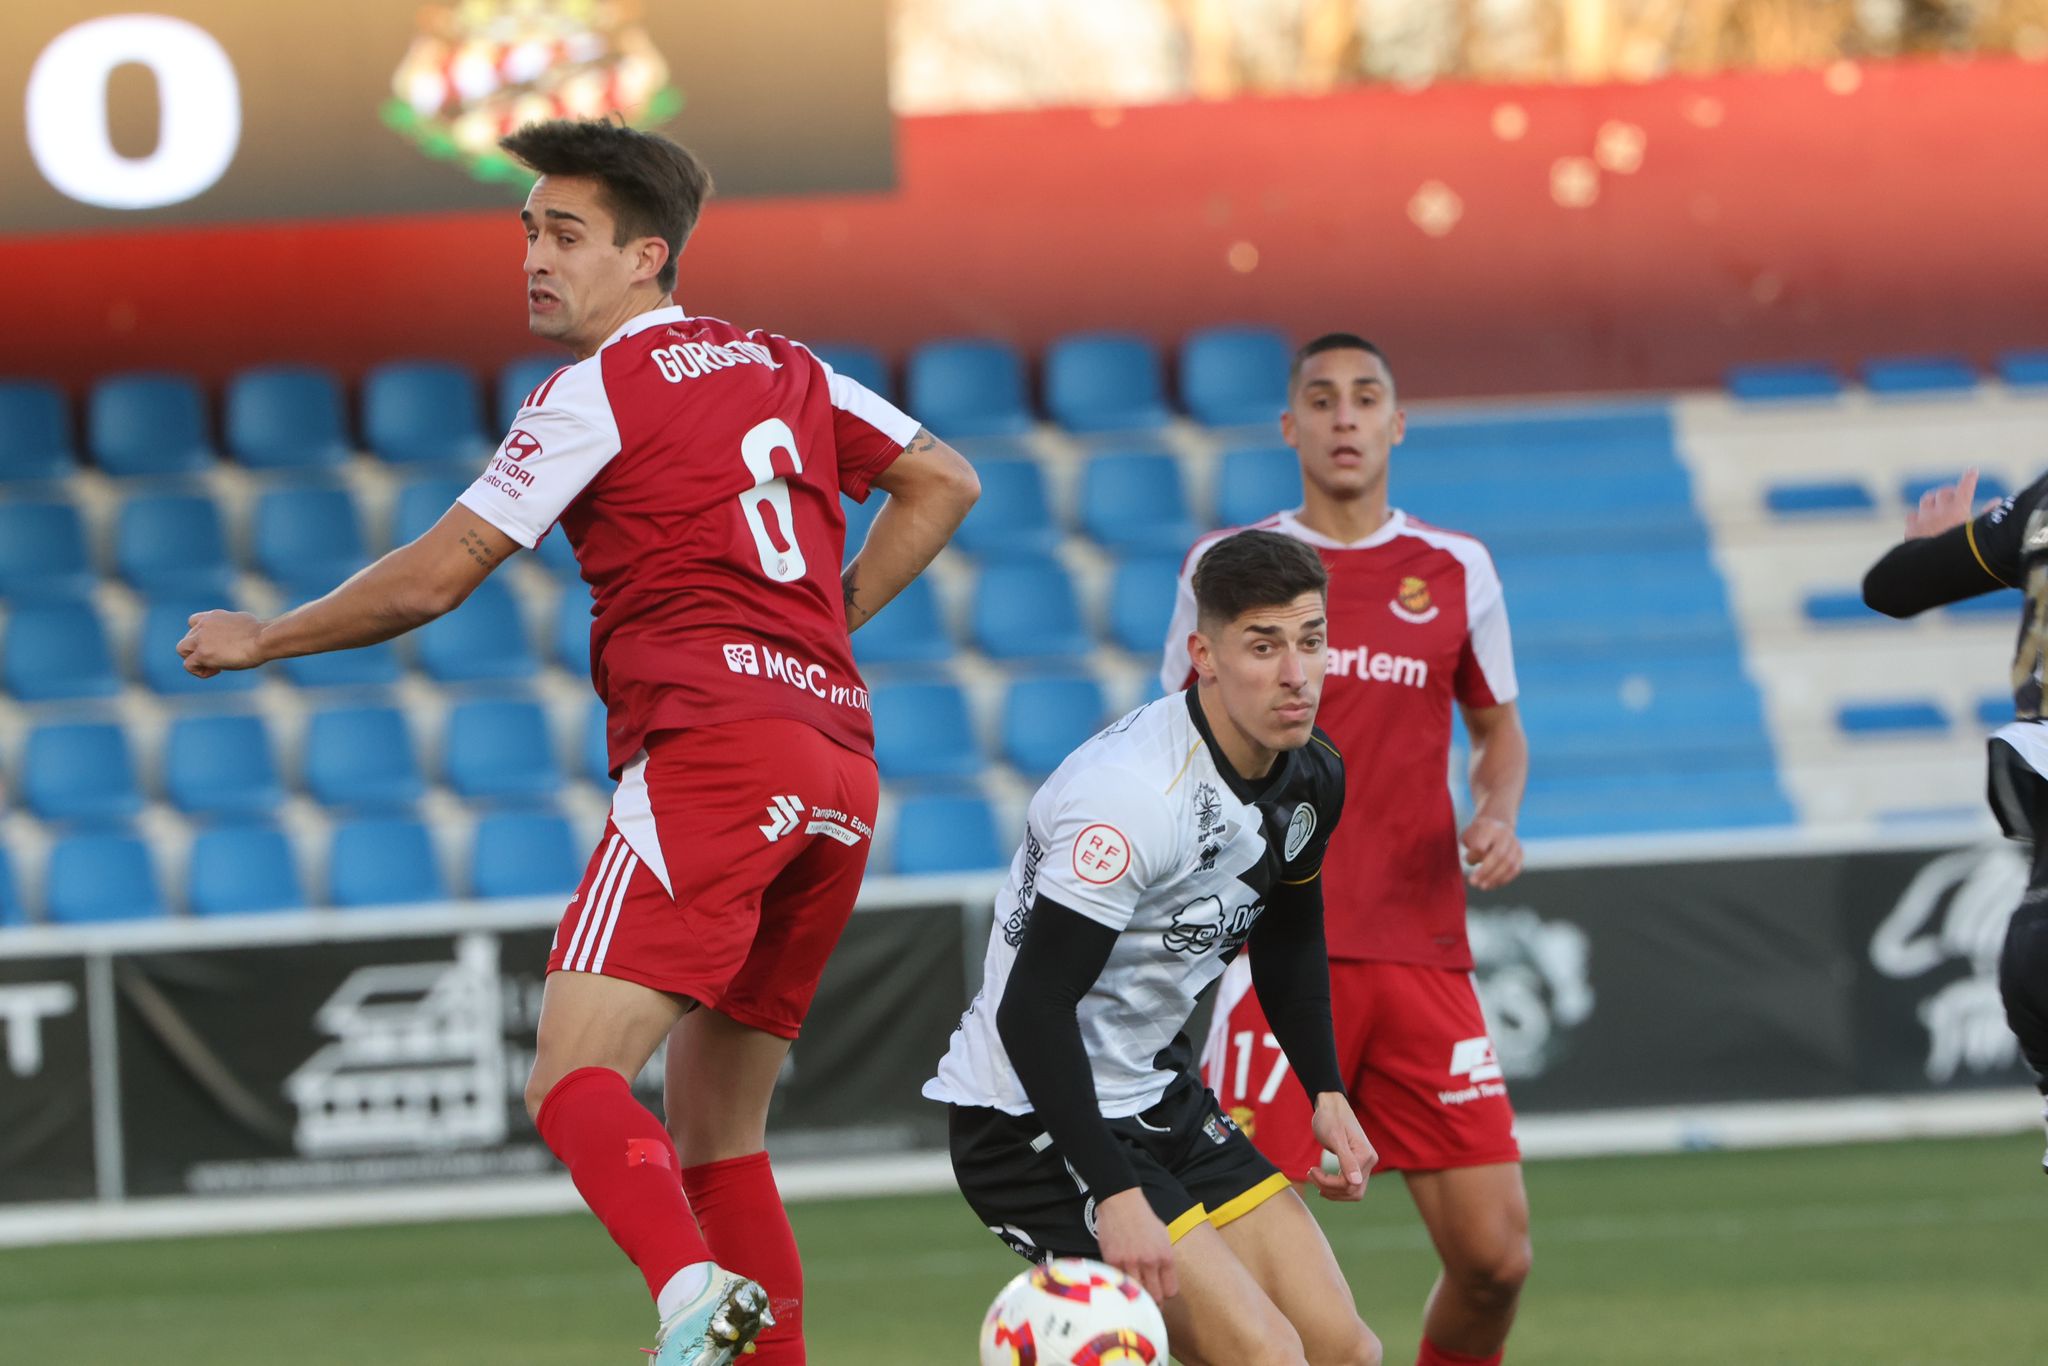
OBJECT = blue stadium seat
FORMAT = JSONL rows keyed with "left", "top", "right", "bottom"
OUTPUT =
{"left": 389, "top": 475, "right": 469, "bottom": 547}
{"left": 496, "top": 354, "right": 567, "bottom": 429}
{"left": 1215, "top": 446, "right": 1302, "bottom": 527}
{"left": 1978, "top": 696, "right": 2014, "bottom": 729}
{"left": 362, "top": 361, "right": 490, "bottom": 467}
{"left": 115, "top": 493, "right": 234, "bottom": 596}
{"left": 809, "top": 342, "right": 893, "bottom": 402}
{"left": 1837, "top": 701, "right": 1949, "bottom": 735}
{"left": 842, "top": 492, "right": 883, "bottom": 565}
{"left": 1763, "top": 481, "right": 1875, "bottom": 516}
{"left": 304, "top": 705, "right": 424, "bottom": 811}
{"left": 1520, "top": 769, "right": 1792, "bottom": 839}
{"left": 535, "top": 527, "right": 580, "bottom": 580}
{"left": 225, "top": 365, "right": 351, "bottom": 470}
{"left": 329, "top": 816, "right": 445, "bottom": 907}
{"left": 850, "top": 574, "right": 955, "bottom": 668}
{"left": 554, "top": 590, "right": 591, "bottom": 675}
{"left": 1078, "top": 453, "right": 1198, "bottom": 554}
{"left": 1002, "top": 673, "right": 1109, "bottom": 777}
{"left": 1901, "top": 473, "right": 2010, "bottom": 507}
{"left": 3, "top": 599, "right": 120, "bottom": 701}
{"left": 1044, "top": 332, "right": 1171, "bottom": 433}
{"left": 444, "top": 698, "right": 559, "bottom": 801}
{"left": 1180, "top": 326, "right": 1291, "bottom": 428}
{"left": 871, "top": 680, "right": 982, "bottom": 782}
{"left": 1862, "top": 355, "right": 1978, "bottom": 395}
{"left": 137, "top": 597, "right": 258, "bottom": 696}
{"left": 414, "top": 578, "right": 535, "bottom": 681}
{"left": 164, "top": 714, "right": 285, "bottom": 819}
{"left": 0, "top": 500, "right": 93, "bottom": 598}
{"left": 0, "top": 847, "right": 20, "bottom": 926}
{"left": 1802, "top": 589, "right": 1878, "bottom": 624}
{"left": 584, "top": 700, "right": 611, "bottom": 783}
{"left": 46, "top": 831, "right": 165, "bottom": 923}
{"left": 1518, "top": 679, "right": 1774, "bottom": 780}
{"left": 890, "top": 793, "right": 1004, "bottom": 874}
{"left": 906, "top": 339, "right": 1031, "bottom": 437}
{"left": 1725, "top": 362, "right": 1845, "bottom": 402}
{"left": 971, "top": 555, "right": 1092, "bottom": 662}
{"left": 953, "top": 458, "right": 1060, "bottom": 558}
{"left": 188, "top": 825, "right": 305, "bottom": 916}
{"left": 1997, "top": 350, "right": 2048, "bottom": 388}
{"left": 277, "top": 641, "right": 403, "bottom": 690}
{"left": 88, "top": 373, "right": 214, "bottom": 476}
{"left": 253, "top": 484, "right": 367, "bottom": 592}
{"left": 22, "top": 722, "right": 143, "bottom": 824}
{"left": 0, "top": 380, "right": 79, "bottom": 482}
{"left": 1109, "top": 554, "right": 1185, "bottom": 657}
{"left": 470, "top": 809, "right": 582, "bottom": 898}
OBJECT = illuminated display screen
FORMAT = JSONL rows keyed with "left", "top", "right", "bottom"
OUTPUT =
{"left": 0, "top": 1, "right": 893, "bottom": 234}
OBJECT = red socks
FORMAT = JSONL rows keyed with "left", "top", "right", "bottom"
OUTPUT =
{"left": 1417, "top": 1342, "right": 1502, "bottom": 1366}
{"left": 683, "top": 1151, "right": 805, "bottom": 1365}
{"left": 534, "top": 1067, "right": 711, "bottom": 1302}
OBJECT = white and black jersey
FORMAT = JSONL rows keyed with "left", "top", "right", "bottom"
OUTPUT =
{"left": 925, "top": 688, "right": 1345, "bottom": 1119}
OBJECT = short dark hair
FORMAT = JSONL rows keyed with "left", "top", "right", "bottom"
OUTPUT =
{"left": 499, "top": 120, "right": 712, "bottom": 293}
{"left": 1288, "top": 332, "right": 1392, "bottom": 391}
{"left": 1193, "top": 530, "right": 1328, "bottom": 631}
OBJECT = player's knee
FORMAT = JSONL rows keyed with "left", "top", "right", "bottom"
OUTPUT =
{"left": 1452, "top": 1233, "right": 1531, "bottom": 1309}
{"left": 523, "top": 1062, "right": 566, "bottom": 1124}
{"left": 1305, "top": 1317, "right": 1380, "bottom": 1366}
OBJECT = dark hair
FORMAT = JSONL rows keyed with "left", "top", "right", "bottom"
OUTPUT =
{"left": 1193, "top": 529, "right": 1328, "bottom": 630}
{"left": 1288, "top": 332, "right": 1392, "bottom": 391}
{"left": 499, "top": 120, "right": 712, "bottom": 293}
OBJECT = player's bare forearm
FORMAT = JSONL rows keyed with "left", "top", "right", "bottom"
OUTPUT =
{"left": 258, "top": 548, "right": 460, "bottom": 660}
{"left": 1465, "top": 701, "right": 1528, "bottom": 827}
{"left": 845, "top": 428, "right": 978, "bottom": 632}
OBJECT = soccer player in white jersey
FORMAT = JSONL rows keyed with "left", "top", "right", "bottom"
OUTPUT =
{"left": 179, "top": 121, "right": 979, "bottom": 1365}
{"left": 1164, "top": 335, "right": 1531, "bottom": 1366}
{"left": 928, "top": 530, "right": 1383, "bottom": 1366}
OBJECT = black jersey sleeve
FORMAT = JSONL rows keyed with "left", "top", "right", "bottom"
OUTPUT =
{"left": 1282, "top": 729, "right": 1348, "bottom": 885}
{"left": 1863, "top": 474, "right": 2044, "bottom": 617}
{"left": 1245, "top": 877, "right": 1346, "bottom": 1102}
{"left": 994, "top": 894, "right": 1141, "bottom": 1200}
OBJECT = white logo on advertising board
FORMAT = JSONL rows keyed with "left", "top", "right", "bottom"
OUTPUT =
{"left": 1469, "top": 908, "right": 1595, "bottom": 1080}
{"left": 0, "top": 982, "right": 78, "bottom": 1078}
{"left": 283, "top": 935, "right": 507, "bottom": 1156}
{"left": 1869, "top": 843, "right": 2028, "bottom": 1084}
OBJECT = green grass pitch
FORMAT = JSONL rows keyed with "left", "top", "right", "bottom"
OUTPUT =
{"left": 2, "top": 1134, "right": 2040, "bottom": 1364}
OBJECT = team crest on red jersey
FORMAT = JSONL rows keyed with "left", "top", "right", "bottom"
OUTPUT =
{"left": 1389, "top": 575, "right": 1440, "bottom": 624}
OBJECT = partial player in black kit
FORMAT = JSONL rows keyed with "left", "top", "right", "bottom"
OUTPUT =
{"left": 1864, "top": 468, "right": 2048, "bottom": 1168}
{"left": 927, "top": 529, "right": 1382, "bottom": 1366}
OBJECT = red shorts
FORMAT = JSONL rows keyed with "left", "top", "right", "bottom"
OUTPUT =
{"left": 546, "top": 719, "right": 879, "bottom": 1039}
{"left": 1201, "top": 956, "right": 1520, "bottom": 1175}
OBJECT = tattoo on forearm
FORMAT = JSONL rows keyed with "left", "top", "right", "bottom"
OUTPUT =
{"left": 842, "top": 566, "right": 865, "bottom": 624}
{"left": 458, "top": 530, "right": 500, "bottom": 570}
{"left": 903, "top": 426, "right": 938, "bottom": 457}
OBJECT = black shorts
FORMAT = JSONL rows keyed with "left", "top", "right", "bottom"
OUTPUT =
{"left": 947, "top": 1073, "right": 1289, "bottom": 1263}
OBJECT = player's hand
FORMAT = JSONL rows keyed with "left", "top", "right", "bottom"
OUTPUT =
{"left": 177, "top": 610, "right": 269, "bottom": 678}
{"left": 1094, "top": 1187, "right": 1178, "bottom": 1303}
{"left": 1460, "top": 816, "right": 1523, "bottom": 890}
{"left": 1307, "top": 1092, "right": 1375, "bottom": 1201}
{"left": 1905, "top": 468, "right": 1996, "bottom": 540}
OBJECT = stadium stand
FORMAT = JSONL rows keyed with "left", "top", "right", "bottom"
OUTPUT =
{"left": 4, "top": 335, "right": 2041, "bottom": 926}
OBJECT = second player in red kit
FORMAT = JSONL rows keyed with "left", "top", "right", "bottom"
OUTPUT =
{"left": 1162, "top": 335, "right": 1532, "bottom": 1366}
{"left": 179, "top": 121, "right": 979, "bottom": 1366}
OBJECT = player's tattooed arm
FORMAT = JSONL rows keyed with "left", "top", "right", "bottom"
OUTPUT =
{"left": 843, "top": 427, "right": 979, "bottom": 632}
{"left": 458, "top": 527, "right": 503, "bottom": 571}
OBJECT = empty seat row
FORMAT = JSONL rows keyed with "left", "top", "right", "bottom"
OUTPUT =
{"left": 10, "top": 700, "right": 599, "bottom": 824}
{"left": 1836, "top": 697, "right": 2014, "bottom": 737}
{"left": 0, "top": 581, "right": 585, "bottom": 700}
{"left": 1763, "top": 473, "right": 2012, "bottom": 518}
{"left": 0, "top": 810, "right": 582, "bottom": 924}
{"left": 1726, "top": 351, "right": 2048, "bottom": 401}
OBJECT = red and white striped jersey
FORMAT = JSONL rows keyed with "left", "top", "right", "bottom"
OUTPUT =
{"left": 1160, "top": 508, "right": 1517, "bottom": 969}
{"left": 459, "top": 306, "right": 919, "bottom": 774}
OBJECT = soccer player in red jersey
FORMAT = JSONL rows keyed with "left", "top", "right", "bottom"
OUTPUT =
{"left": 178, "top": 121, "right": 979, "bottom": 1366}
{"left": 1163, "top": 335, "right": 1532, "bottom": 1366}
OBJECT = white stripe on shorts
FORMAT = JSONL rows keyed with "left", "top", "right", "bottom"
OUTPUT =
{"left": 585, "top": 852, "right": 638, "bottom": 975}
{"left": 563, "top": 834, "right": 624, "bottom": 970}
{"left": 611, "top": 750, "right": 674, "bottom": 896}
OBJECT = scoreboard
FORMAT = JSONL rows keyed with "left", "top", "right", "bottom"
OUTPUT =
{"left": 0, "top": 0, "right": 893, "bottom": 234}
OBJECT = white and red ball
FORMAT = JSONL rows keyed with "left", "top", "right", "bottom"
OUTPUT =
{"left": 980, "top": 1258, "right": 1169, "bottom": 1365}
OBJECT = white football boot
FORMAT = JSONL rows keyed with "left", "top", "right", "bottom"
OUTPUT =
{"left": 650, "top": 1268, "right": 775, "bottom": 1366}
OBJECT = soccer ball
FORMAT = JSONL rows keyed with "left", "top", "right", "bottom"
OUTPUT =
{"left": 980, "top": 1257, "right": 1169, "bottom": 1364}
